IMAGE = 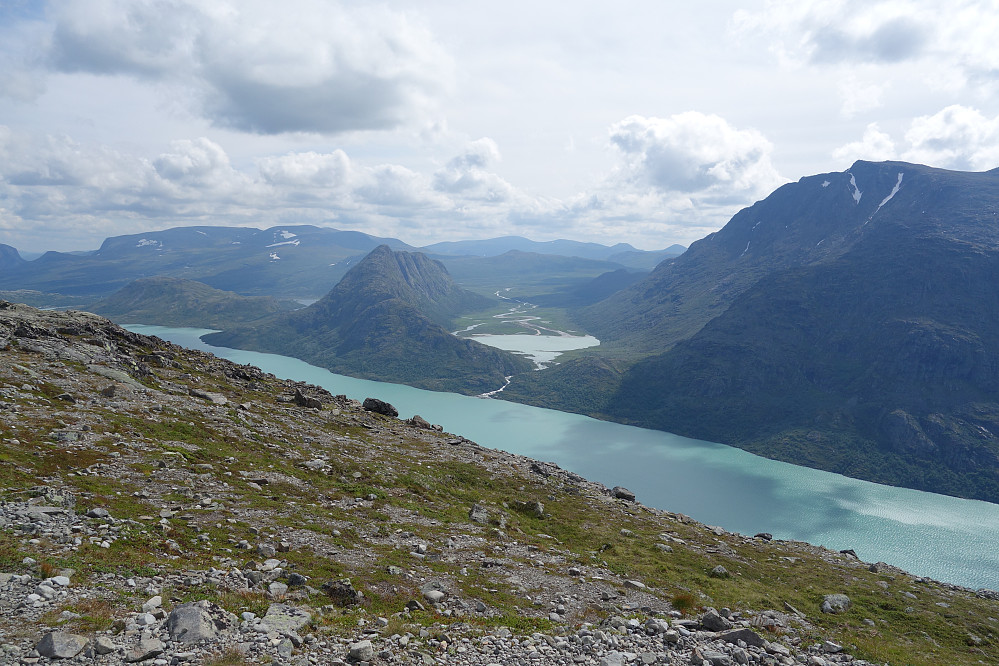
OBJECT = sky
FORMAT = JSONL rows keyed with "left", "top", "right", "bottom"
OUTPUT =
{"left": 1, "top": 0, "right": 999, "bottom": 253}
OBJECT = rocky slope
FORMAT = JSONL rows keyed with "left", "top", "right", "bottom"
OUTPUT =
{"left": 204, "top": 246, "right": 532, "bottom": 395}
{"left": 1, "top": 302, "right": 998, "bottom": 666}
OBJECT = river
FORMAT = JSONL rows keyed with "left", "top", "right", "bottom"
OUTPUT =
{"left": 127, "top": 324, "right": 999, "bottom": 591}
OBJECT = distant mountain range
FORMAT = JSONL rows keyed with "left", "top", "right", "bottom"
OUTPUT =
{"left": 88, "top": 276, "right": 300, "bottom": 329}
{"left": 424, "top": 236, "right": 684, "bottom": 268}
{"left": 203, "top": 246, "right": 533, "bottom": 394}
{"left": 0, "top": 229, "right": 679, "bottom": 301}
{"left": 506, "top": 161, "right": 999, "bottom": 503}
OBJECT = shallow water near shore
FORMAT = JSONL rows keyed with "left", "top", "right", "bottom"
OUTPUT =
{"left": 129, "top": 324, "right": 999, "bottom": 591}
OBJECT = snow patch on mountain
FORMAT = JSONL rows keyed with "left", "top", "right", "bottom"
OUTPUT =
{"left": 136, "top": 239, "right": 161, "bottom": 248}
{"left": 266, "top": 239, "right": 301, "bottom": 248}
{"left": 874, "top": 173, "right": 904, "bottom": 215}
{"left": 849, "top": 174, "right": 862, "bottom": 204}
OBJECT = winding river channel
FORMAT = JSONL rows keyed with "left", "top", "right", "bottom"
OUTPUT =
{"left": 128, "top": 324, "right": 999, "bottom": 591}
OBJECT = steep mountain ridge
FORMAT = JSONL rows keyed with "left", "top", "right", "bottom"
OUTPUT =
{"left": 581, "top": 161, "right": 983, "bottom": 354}
{"left": 516, "top": 160, "right": 999, "bottom": 502}
{"left": 0, "top": 244, "right": 25, "bottom": 271}
{"left": 204, "top": 246, "right": 532, "bottom": 394}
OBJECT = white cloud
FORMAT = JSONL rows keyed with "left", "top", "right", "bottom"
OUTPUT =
{"left": 832, "top": 123, "right": 897, "bottom": 163}
{"left": 902, "top": 105, "right": 999, "bottom": 170}
{"left": 257, "top": 150, "right": 351, "bottom": 189}
{"left": 608, "top": 113, "right": 785, "bottom": 203}
{"left": 733, "top": 0, "right": 999, "bottom": 85}
{"left": 432, "top": 138, "right": 515, "bottom": 202}
{"left": 831, "top": 105, "right": 999, "bottom": 170}
{"left": 17, "top": 0, "right": 452, "bottom": 135}
{"left": 839, "top": 76, "right": 885, "bottom": 118}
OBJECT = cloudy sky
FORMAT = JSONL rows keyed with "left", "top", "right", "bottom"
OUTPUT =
{"left": 2, "top": 0, "right": 998, "bottom": 253}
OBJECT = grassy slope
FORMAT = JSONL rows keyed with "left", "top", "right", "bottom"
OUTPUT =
{"left": 1, "top": 305, "right": 998, "bottom": 665}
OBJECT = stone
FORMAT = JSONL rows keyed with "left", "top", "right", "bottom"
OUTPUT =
{"left": 717, "top": 628, "right": 767, "bottom": 648}
{"left": 86, "top": 507, "right": 110, "bottom": 519}
{"left": 321, "top": 580, "right": 361, "bottom": 606}
{"left": 406, "top": 415, "right": 434, "bottom": 429}
{"left": 167, "top": 604, "right": 217, "bottom": 643}
{"left": 362, "top": 397, "right": 398, "bottom": 417}
{"left": 611, "top": 486, "right": 636, "bottom": 502}
{"left": 349, "top": 639, "right": 374, "bottom": 661}
{"left": 700, "top": 609, "right": 733, "bottom": 632}
{"left": 293, "top": 388, "right": 323, "bottom": 409}
{"left": 709, "top": 565, "right": 730, "bottom": 578}
{"left": 624, "top": 580, "right": 646, "bottom": 591}
{"left": 287, "top": 572, "right": 308, "bottom": 587}
{"left": 820, "top": 594, "right": 851, "bottom": 614}
{"left": 189, "top": 388, "right": 227, "bottom": 405}
{"left": 469, "top": 504, "right": 490, "bottom": 524}
{"left": 697, "top": 649, "right": 734, "bottom": 666}
{"left": 263, "top": 603, "right": 312, "bottom": 633}
{"left": 35, "top": 632, "right": 88, "bottom": 659}
{"left": 424, "top": 590, "right": 445, "bottom": 604}
{"left": 754, "top": 532, "right": 773, "bottom": 541}
{"left": 125, "top": 635, "right": 164, "bottom": 663}
{"left": 269, "top": 581, "right": 288, "bottom": 597}
{"left": 94, "top": 636, "right": 115, "bottom": 655}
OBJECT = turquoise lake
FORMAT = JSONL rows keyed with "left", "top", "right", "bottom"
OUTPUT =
{"left": 127, "top": 324, "right": 999, "bottom": 591}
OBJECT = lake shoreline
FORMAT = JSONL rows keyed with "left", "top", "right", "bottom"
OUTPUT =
{"left": 126, "top": 324, "right": 999, "bottom": 591}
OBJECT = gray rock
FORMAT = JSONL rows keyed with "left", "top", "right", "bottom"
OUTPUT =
{"left": 611, "top": 486, "right": 636, "bottom": 502}
{"left": 125, "top": 635, "right": 164, "bottom": 663}
{"left": 349, "top": 639, "right": 374, "bottom": 661}
{"left": 717, "top": 627, "right": 767, "bottom": 648}
{"left": 700, "top": 609, "right": 733, "bottom": 632}
{"left": 189, "top": 388, "right": 227, "bottom": 405}
{"left": 362, "top": 397, "right": 398, "bottom": 417}
{"left": 94, "top": 636, "right": 115, "bottom": 655}
{"left": 35, "top": 632, "right": 88, "bottom": 659}
{"left": 406, "top": 414, "right": 433, "bottom": 429}
{"left": 469, "top": 504, "right": 490, "bottom": 524}
{"left": 263, "top": 603, "right": 312, "bottom": 633}
{"left": 86, "top": 507, "right": 110, "bottom": 519}
{"left": 709, "top": 565, "right": 730, "bottom": 578}
{"left": 321, "top": 580, "right": 361, "bottom": 606}
{"left": 287, "top": 572, "right": 308, "bottom": 587}
{"left": 167, "top": 604, "right": 217, "bottom": 643}
{"left": 424, "top": 590, "right": 445, "bottom": 604}
{"left": 821, "top": 594, "right": 851, "bottom": 614}
{"left": 697, "top": 649, "right": 733, "bottom": 666}
{"left": 269, "top": 582, "right": 288, "bottom": 597}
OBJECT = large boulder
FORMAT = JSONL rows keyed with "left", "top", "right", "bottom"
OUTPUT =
{"left": 821, "top": 594, "right": 852, "bottom": 614}
{"left": 35, "top": 632, "right": 88, "bottom": 659}
{"left": 363, "top": 397, "right": 398, "bottom": 417}
{"left": 167, "top": 603, "right": 217, "bottom": 643}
